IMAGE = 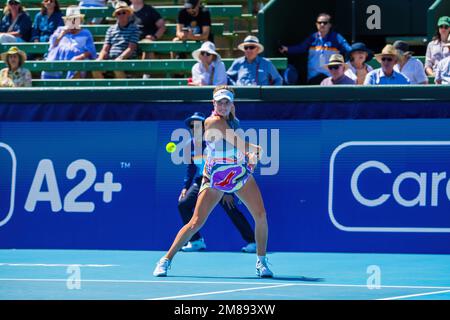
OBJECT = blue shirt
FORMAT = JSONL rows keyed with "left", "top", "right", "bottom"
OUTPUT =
{"left": 287, "top": 31, "right": 351, "bottom": 80}
{"left": 31, "top": 11, "right": 64, "bottom": 42}
{"left": 42, "top": 26, "right": 97, "bottom": 79}
{"left": 364, "top": 68, "right": 410, "bottom": 85}
{"left": 183, "top": 139, "right": 206, "bottom": 189}
{"left": 0, "top": 12, "right": 32, "bottom": 41}
{"left": 227, "top": 55, "right": 283, "bottom": 86}
{"left": 435, "top": 56, "right": 450, "bottom": 84}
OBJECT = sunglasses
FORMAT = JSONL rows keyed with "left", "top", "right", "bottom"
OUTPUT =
{"left": 381, "top": 57, "right": 393, "bottom": 62}
{"left": 200, "top": 51, "right": 212, "bottom": 57}
{"left": 116, "top": 11, "right": 128, "bottom": 16}
{"left": 8, "top": 1, "right": 19, "bottom": 5}
{"left": 328, "top": 64, "right": 341, "bottom": 70}
{"left": 244, "top": 46, "right": 256, "bottom": 51}
{"left": 439, "top": 25, "right": 449, "bottom": 29}
{"left": 316, "top": 21, "right": 329, "bottom": 25}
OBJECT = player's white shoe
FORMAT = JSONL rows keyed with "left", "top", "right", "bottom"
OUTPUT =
{"left": 181, "top": 238, "right": 206, "bottom": 252}
{"left": 153, "top": 257, "right": 171, "bottom": 277}
{"left": 256, "top": 257, "right": 273, "bottom": 278}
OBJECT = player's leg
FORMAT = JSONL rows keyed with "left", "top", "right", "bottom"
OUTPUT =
{"left": 166, "top": 187, "right": 223, "bottom": 259}
{"left": 235, "top": 175, "right": 273, "bottom": 277}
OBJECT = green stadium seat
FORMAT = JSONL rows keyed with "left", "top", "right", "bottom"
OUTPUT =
{"left": 83, "top": 23, "right": 225, "bottom": 38}
{"left": 0, "top": 58, "right": 287, "bottom": 73}
{"left": 0, "top": 41, "right": 201, "bottom": 54}
{"left": 20, "top": 5, "right": 242, "bottom": 27}
{"left": 32, "top": 78, "right": 189, "bottom": 87}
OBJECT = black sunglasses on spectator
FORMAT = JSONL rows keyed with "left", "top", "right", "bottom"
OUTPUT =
{"left": 117, "top": 11, "right": 128, "bottom": 16}
{"left": 244, "top": 46, "right": 256, "bottom": 50}
{"left": 317, "top": 21, "right": 329, "bottom": 25}
{"left": 328, "top": 65, "right": 341, "bottom": 70}
{"left": 200, "top": 51, "right": 211, "bottom": 56}
{"left": 381, "top": 57, "right": 393, "bottom": 62}
{"left": 439, "top": 25, "right": 449, "bottom": 29}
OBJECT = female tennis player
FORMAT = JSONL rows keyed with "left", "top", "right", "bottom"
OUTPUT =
{"left": 153, "top": 85, "right": 273, "bottom": 278}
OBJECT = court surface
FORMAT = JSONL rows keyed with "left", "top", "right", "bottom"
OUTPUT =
{"left": 1, "top": 249, "right": 449, "bottom": 300}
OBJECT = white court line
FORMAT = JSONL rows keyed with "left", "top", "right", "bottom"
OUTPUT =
{"left": 1, "top": 278, "right": 450, "bottom": 291}
{"left": 378, "top": 289, "right": 450, "bottom": 300}
{"left": 0, "top": 263, "right": 118, "bottom": 267}
{"left": 147, "top": 284, "right": 295, "bottom": 300}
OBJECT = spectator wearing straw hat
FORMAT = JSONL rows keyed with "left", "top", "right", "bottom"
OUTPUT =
{"left": 320, "top": 54, "right": 354, "bottom": 86}
{"left": 227, "top": 35, "right": 282, "bottom": 86}
{"left": 425, "top": 16, "right": 450, "bottom": 77}
{"left": 393, "top": 41, "right": 428, "bottom": 85}
{"left": 41, "top": 6, "right": 97, "bottom": 80}
{"left": 0, "top": 46, "right": 31, "bottom": 87}
{"left": 344, "top": 42, "right": 374, "bottom": 85}
{"left": 93, "top": 1, "right": 140, "bottom": 79}
{"left": 364, "top": 44, "right": 410, "bottom": 85}
{"left": 0, "top": 0, "right": 32, "bottom": 43}
{"left": 189, "top": 41, "right": 227, "bottom": 86}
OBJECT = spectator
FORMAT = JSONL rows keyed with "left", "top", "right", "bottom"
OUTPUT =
{"left": 93, "top": 1, "right": 140, "bottom": 79}
{"left": 0, "top": 46, "right": 31, "bottom": 87}
{"left": 227, "top": 35, "right": 283, "bottom": 86}
{"left": 425, "top": 16, "right": 450, "bottom": 77}
{"left": 364, "top": 44, "right": 410, "bottom": 85}
{"left": 435, "top": 54, "right": 450, "bottom": 84}
{"left": 0, "top": 0, "right": 32, "bottom": 43}
{"left": 41, "top": 6, "right": 97, "bottom": 79}
{"left": 393, "top": 40, "right": 428, "bottom": 85}
{"left": 279, "top": 12, "right": 352, "bottom": 84}
{"left": 344, "top": 42, "right": 373, "bottom": 85}
{"left": 320, "top": 54, "right": 355, "bottom": 85}
{"left": 78, "top": 0, "right": 107, "bottom": 24}
{"left": 130, "top": 0, "right": 166, "bottom": 59}
{"left": 31, "top": 0, "right": 64, "bottom": 43}
{"left": 174, "top": 0, "right": 212, "bottom": 43}
{"left": 189, "top": 41, "right": 227, "bottom": 86}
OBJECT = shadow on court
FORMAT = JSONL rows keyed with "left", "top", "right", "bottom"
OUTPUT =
{"left": 169, "top": 275, "right": 324, "bottom": 282}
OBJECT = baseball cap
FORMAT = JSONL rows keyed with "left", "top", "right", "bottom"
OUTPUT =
{"left": 213, "top": 89, "right": 234, "bottom": 102}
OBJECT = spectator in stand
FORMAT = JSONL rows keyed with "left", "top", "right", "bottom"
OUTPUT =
{"left": 393, "top": 40, "right": 428, "bottom": 85}
{"left": 320, "top": 54, "right": 354, "bottom": 85}
{"left": 189, "top": 41, "right": 227, "bottom": 86}
{"left": 435, "top": 53, "right": 450, "bottom": 84}
{"left": 171, "top": 0, "right": 212, "bottom": 59}
{"left": 130, "top": 0, "right": 166, "bottom": 59}
{"left": 93, "top": 1, "right": 140, "bottom": 79}
{"left": 227, "top": 35, "right": 283, "bottom": 86}
{"left": 78, "top": 0, "right": 107, "bottom": 24}
{"left": 364, "top": 44, "right": 410, "bottom": 85}
{"left": 31, "top": 0, "right": 64, "bottom": 43}
{"left": 41, "top": 6, "right": 97, "bottom": 79}
{"left": 0, "top": 0, "right": 32, "bottom": 43}
{"left": 279, "top": 12, "right": 352, "bottom": 84}
{"left": 344, "top": 42, "right": 373, "bottom": 85}
{"left": 425, "top": 16, "right": 450, "bottom": 77}
{"left": 0, "top": 46, "right": 31, "bottom": 87}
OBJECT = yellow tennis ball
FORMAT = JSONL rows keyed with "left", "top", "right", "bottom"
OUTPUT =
{"left": 166, "top": 142, "right": 177, "bottom": 153}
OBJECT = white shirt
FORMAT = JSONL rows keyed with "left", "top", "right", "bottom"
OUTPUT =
{"left": 394, "top": 57, "right": 428, "bottom": 84}
{"left": 191, "top": 59, "right": 227, "bottom": 86}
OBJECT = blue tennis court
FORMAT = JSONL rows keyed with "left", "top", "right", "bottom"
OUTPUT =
{"left": 1, "top": 249, "right": 449, "bottom": 300}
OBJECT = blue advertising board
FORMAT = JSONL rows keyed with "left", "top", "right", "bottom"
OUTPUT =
{"left": 1, "top": 116, "right": 450, "bottom": 253}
